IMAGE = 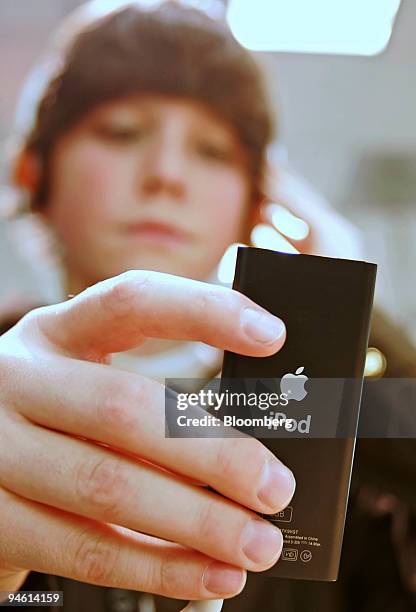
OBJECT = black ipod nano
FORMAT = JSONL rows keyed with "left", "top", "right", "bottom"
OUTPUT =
{"left": 220, "top": 247, "right": 377, "bottom": 581}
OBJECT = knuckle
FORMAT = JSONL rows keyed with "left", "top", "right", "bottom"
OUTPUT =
{"left": 16, "top": 306, "right": 45, "bottom": 328}
{"left": 197, "top": 287, "right": 226, "bottom": 315}
{"left": 18, "top": 305, "right": 55, "bottom": 336}
{"left": 193, "top": 288, "right": 229, "bottom": 336}
{"left": 196, "top": 498, "right": 219, "bottom": 545}
{"left": 215, "top": 437, "right": 266, "bottom": 482}
{"left": 196, "top": 287, "right": 247, "bottom": 334}
{"left": 215, "top": 438, "right": 269, "bottom": 499}
{"left": 75, "top": 456, "right": 129, "bottom": 518}
{"left": 157, "top": 555, "right": 184, "bottom": 597}
{"left": 97, "top": 380, "right": 143, "bottom": 435}
{"left": 214, "top": 438, "right": 241, "bottom": 483}
{"left": 71, "top": 530, "right": 120, "bottom": 585}
{"left": 99, "top": 271, "right": 153, "bottom": 317}
{"left": 195, "top": 498, "right": 241, "bottom": 561}
{"left": 14, "top": 305, "right": 64, "bottom": 349}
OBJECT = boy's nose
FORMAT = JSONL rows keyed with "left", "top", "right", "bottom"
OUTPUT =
{"left": 140, "top": 134, "right": 187, "bottom": 200}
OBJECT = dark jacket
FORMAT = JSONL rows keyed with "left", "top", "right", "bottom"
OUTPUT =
{"left": 2, "top": 307, "right": 416, "bottom": 612}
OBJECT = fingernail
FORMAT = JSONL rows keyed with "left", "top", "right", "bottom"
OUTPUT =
{"left": 203, "top": 562, "right": 245, "bottom": 595}
{"left": 257, "top": 459, "right": 296, "bottom": 512}
{"left": 240, "top": 308, "right": 285, "bottom": 344}
{"left": 241, "top": 519, "right": 283, "bottom": 565}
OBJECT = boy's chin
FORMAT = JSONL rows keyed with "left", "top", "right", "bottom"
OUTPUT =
{"left": 110, "top": 254, "right": 197, "bottom": 279}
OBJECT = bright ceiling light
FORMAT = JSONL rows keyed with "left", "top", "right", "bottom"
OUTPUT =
{"left": 216, "top": 242, "right": 246, "bottom": 285}
{"left": 268, "top": 204, "right": 310, "bottom": 241}
{"left": 82, "top": 0, "right": 225, "bottom": 20}
{"left": 250, "top": 224, "right": 300, "bottom": 254}
{"left": 227, "top": 0, "right": 401, "bottom": 56}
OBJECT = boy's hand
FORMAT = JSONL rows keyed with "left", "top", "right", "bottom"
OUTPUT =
{"left": 0, "top": 270, "right": 295, "bottom": 601}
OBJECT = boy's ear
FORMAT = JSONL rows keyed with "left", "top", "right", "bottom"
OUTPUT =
{"left": 13, "top": 148, "right": 41, "bottom": 195}
{"left": 247, "top": 191, "right": 266, "bottom": 230}
{"left": 241, "top": 192, "right": 266, "bottom": 245}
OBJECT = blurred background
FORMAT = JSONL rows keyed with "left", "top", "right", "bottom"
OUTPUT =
{"left": 0, "top": 0, "right": 415, "bottom": 341}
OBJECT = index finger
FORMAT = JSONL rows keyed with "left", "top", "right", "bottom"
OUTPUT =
{"left": 33, "top": 270, "right": 286, "bottom": 359}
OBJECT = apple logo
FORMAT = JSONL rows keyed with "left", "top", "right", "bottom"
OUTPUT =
{"left": 280, "top": 367, "right": 308, "bottom": 402}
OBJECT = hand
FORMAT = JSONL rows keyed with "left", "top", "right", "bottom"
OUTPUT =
{"left": 0, "top": 270, "right": 295, "bottom": 601}
{"left": 259, "top": 164, "right": 364, "bottom": 260}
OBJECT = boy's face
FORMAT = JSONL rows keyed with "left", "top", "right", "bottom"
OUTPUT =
{"left": 43, "top": 94, "right": 255, "bottom": 291}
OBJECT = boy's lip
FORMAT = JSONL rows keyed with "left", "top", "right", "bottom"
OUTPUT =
{"left": 124, "top": 220, "right": 191, "bottom": 244}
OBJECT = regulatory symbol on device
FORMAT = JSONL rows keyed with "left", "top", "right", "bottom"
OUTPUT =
{"left": 300, "top": 549, "right": 313, "bottom": 562}
{"left": 282, "top": 548, "right": 298, "bottom": 561}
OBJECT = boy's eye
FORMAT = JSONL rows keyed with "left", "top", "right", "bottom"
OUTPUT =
{"left": 92, "top": 123, "right": 147, "bottom": 143}
{"left": 195, "top": 140, "right": 233, "bottom": 163}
